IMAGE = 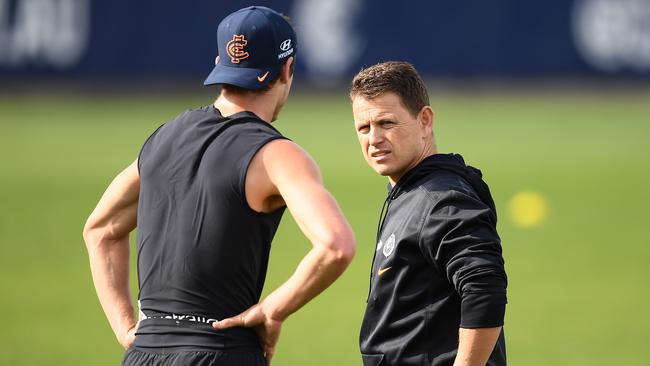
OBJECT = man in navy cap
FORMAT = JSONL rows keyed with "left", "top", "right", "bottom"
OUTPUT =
{"left": 84, "top": 6, "right": 355, "bottom": 366}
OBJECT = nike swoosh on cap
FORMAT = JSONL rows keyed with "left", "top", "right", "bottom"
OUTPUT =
{"left": 257, "top": 71, "right": 270, "bottom": 82}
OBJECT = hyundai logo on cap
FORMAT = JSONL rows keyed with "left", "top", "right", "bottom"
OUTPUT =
{"left": 280, "top": 39, "right": 292, "bottom": 52}
{"left": 204, "top": 6, "right": 297, "bottom": 90}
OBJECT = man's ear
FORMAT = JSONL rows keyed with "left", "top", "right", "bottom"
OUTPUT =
{"left": 279, "top": 57, "right": 294, "bottom": 84}
{"left": 419, "top": 106, "right": 434, "bottom": 133}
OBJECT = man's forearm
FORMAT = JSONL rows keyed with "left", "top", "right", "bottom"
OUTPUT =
{"left": 261, "top": 242, "right": 354, "bottom": 321}
{"left": 453, "top": 326, "right": 502, "bottom": 366}
{"left": 85, "top": 233, "right": 135, "bottom": 347}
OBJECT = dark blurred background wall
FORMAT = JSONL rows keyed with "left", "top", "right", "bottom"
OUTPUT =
{"left": 1, "top": 0, "right": 649, "bottom": 87}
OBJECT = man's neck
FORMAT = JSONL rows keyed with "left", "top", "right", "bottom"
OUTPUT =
{"left": 388, "top": 144, "right": 438, "bottom": 187}
{"left": 213, "top": 91, "right": 277, "bottom": 123}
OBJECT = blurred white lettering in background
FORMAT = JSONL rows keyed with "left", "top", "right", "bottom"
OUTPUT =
{"left": 0, "top": 0, "right": 90, "bottom": 69}
{"left": 573, "top": 0, "right": 650, "bottom": 72}
{"left": 293, "top": 0, "right": 365, "bottom": 86}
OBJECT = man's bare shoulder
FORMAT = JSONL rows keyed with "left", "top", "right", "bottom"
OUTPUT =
{"left": 257, "top": 139, "right": 320, "bottom": 177}
{"left": 246, "top": 139, "right": 321, "bottom": 212}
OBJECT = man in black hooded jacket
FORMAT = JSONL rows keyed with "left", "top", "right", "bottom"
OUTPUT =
{"left": 350, "top": 61, "right": 507, "bottom": 366}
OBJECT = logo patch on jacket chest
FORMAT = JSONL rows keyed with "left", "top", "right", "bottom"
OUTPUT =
{"left": 382, "top": 233, "right": 396, "bottom": 257}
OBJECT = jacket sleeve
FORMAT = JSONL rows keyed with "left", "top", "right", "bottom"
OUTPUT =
{"left": 419, "top": 189, "right": 508, "bottom": 328}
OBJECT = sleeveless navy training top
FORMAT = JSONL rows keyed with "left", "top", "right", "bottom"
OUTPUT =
{"left": 134, "top": 105, "right": 287, "bottom": 350}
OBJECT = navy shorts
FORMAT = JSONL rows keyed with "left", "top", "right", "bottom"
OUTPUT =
{"left": 122, "top": 347, "right": 267, "bottom": 366}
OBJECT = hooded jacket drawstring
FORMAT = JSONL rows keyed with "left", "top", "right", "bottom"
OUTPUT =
{"left": 366, "top": 169, "right": 418, "bottom": 301}
{"left": 366, "top": 190, "right": 393, "bottom": 301}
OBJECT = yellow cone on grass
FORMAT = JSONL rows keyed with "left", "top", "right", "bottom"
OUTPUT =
{"left": 508, "top": 191, "right": 548, "bottom": 228}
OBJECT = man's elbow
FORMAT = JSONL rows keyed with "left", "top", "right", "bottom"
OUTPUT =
{"left": 82, "top": 221, "right": 98, "bottom": 251}
{"left": 321, "top": 230, "right": 356, "bottom": 269}
{"left": 335, "top": 234, "right": 356, "bottom": 266}
{"left": 82, "top": 218, "right": 108, "bottom": 252}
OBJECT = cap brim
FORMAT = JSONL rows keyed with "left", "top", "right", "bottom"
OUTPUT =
{"left": 204, "top": 63, "right": 281, "bottom": 90}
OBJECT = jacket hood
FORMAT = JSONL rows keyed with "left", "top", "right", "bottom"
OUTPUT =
{"left": 388, "top": 153, "right": 497, "bottom": 218}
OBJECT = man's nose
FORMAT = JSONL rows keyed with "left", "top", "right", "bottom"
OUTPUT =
{"left": 368, "top": 126, "right": 384, "bottom": 146}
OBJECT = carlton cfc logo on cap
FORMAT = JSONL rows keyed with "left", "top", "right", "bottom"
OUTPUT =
{"left": 226, "top": 34, "right": 249, "bottom": 63}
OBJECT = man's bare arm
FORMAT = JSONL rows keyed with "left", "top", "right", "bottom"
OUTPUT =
{"left": 83, "top": 160, "right": 140, "bottom": 349}
{"left": 214, "top": 140, "right": 356, "bottom": 363}
{"left": 453, "top": 327, "right": 503, "bottom": 366}
{"left": 255, "top": 140, "right": 356, "bottom": 320}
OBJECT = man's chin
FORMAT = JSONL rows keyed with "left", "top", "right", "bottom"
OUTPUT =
{"left": 371, "top": 165, "right": 393, "bottom": 177}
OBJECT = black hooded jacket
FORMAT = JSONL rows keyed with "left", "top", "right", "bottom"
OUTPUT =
{"left": 360, "top": 153, "right": 507, "bottom": 366}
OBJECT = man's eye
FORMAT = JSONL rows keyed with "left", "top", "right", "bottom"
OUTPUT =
{"left": 358, "top": 125, "right": 370, "bottom": 133}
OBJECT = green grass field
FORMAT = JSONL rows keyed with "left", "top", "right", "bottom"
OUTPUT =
{"left": 1, "top": 87, "right": 649, "bottom": 365}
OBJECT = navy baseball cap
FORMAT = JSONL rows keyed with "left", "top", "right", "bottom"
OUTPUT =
{"left": 204, "top": 6, "right": 297, "bottom": 90}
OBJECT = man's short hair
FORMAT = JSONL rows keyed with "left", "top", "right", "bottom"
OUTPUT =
{"left": 350, "top": 61, "right": 429, "bottom": 116}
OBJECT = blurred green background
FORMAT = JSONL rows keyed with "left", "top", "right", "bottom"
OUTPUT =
{"left": 1, "top": 87, "right": 649, "bottom": 365}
